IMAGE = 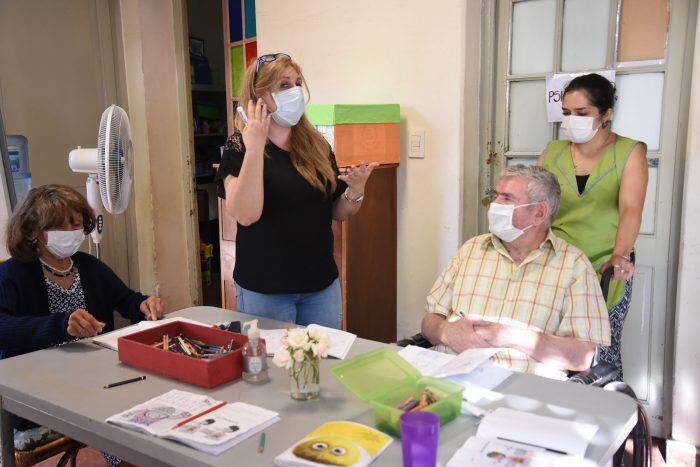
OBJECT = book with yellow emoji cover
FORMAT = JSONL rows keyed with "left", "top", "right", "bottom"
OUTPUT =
{"left": 274, "top": 421, "right": 392, "bottom": 467}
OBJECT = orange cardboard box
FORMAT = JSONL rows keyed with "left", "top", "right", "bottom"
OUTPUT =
{"left": 334, "top": 123, "right": 400, "bottom": 167}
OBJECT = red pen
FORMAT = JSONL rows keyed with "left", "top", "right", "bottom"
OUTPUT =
{"left": 174, "top": 401, "right": 226, "bottom": 428}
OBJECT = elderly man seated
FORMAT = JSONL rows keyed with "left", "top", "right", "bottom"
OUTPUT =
{"left": 421, "top": 165, "right": 610, "bottom": 379}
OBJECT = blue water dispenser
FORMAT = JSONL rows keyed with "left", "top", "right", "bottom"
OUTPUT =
{"left": 6, "top": 135, "right": 31, "bottom": 201}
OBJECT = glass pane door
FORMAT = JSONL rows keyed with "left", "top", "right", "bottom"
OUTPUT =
{"left": 487, "top": 0, "right": 686, "bottom": 437}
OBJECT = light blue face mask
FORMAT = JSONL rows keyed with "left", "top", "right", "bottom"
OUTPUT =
{"left": 271, "top": 86, "right": 305, "bottom": 127}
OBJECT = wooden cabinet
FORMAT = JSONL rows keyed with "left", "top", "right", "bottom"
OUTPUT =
{"left": 218, "top": 197, "right": 237, "bottom": 311}
{"left": 333, "top": 164, "right": 397, "bottom": 342}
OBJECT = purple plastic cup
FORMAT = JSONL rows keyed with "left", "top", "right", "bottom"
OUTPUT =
{"left": 400, "top": 411, "right": 440, "bottom": 467}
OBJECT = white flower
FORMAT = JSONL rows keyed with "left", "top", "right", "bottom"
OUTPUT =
{"left": 286, "top": 328, "right": 308, "bottom": 349}
{"left": 293, "top": 348, "right": 306, "bottom": 362}
{"left": 308, "top": 326, "right": 327, "bottom": 341}
{"left": 302, "top": 332, "right": 314, "bottom": 351}
{"left": 272, "top": 350, "right": 292, "bottom": 370}
{"left": 311, "top": 341, "right": 329, "bottom": 358}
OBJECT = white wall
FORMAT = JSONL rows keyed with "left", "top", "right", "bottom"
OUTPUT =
{"left": 257, "top": 0, "right": 478, "bottom": 338}
{"left": 0, "top": 0, "right": 129, "bottom": 281}
{"left": 116, "top": 0, "right": 201, "bottom": 311}
{"left": 672, "top": 4, "right": 700, "bottom": 447}
{"left": 0, "top": 156, "right": 11, "bottom": 260}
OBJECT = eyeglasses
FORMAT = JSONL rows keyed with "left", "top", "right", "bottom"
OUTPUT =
{"left": 255, "top": 53, "right": 291, "bottom": 74}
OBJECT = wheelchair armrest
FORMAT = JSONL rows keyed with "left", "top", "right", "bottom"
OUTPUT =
{"left": 396, "top": 333, "right": 433, "bottom": 348}
{"left": 568, "top": 362, "right": 619, "bottom": 386}
{"left": 600, "top": 267, "right": 614, "bottom": 301}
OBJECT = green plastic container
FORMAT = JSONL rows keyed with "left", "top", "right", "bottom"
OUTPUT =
{"left": 332, "top": 348, "right": 463, "bottom": 437}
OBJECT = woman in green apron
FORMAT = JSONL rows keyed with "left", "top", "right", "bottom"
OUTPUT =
{"left": 537, "top": 73, "right": 648, "bottom": 380}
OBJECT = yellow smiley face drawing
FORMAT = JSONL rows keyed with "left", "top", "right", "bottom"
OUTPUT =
{"left": 292, "top": 436, "right": 361, "bottom": 466}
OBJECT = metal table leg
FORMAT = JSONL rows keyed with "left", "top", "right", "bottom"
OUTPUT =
{"left": 0, "top": 396, "right": 16, "bottom": 467}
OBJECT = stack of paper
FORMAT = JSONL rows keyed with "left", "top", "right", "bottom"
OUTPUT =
{"left": 397, "top": 345, "right": 498, "bottom": 378}
{"left": 444, "top": 360, "right": 513, "bottom": 403}
{"left": 260, "top": 325, "right": 357, "bottom": 360}
{"left": 92, "top": 317, "right": 208, "bottom": 351}
{"left": 476, "top": 408, "right": 599, "bottom": 457}
{"left": 447, "top": 436, "right": 595, "bottom": 467}
{"left": 307, "top": 324, "right": 356, "bottom": 360}
{"left": 259, "top": 329, "right": 290, "bottom": 356}
{"left": 107, "top": 389, "right": 279, "bottom": 455}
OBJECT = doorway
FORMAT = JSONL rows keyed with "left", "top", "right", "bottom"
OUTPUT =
{"left": 185, "top": 0, "right": 228, "bottom": 307}
{"left": 481, "top": 0, "right": 696, "bottom": 436}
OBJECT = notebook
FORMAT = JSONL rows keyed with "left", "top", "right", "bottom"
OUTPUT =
{"left": 274, "top": 421, "right": 392, "bottom": 467}
{"left": 260, "top": 325, "right": 356, "bottom": 360}
{"left": 92, "top": 317, "right": 208, "bottom": 351}
{"left": 397, "top": 345, "right": 498, "bottom": 378}
{"left": 476, "top": 408, "right": 599, "bottom": 458}
{"left": 447, "top": 436, "right": 596, "bottom": 466}
{"left": 106, "top": 389, "right": 279, "bottom": 455}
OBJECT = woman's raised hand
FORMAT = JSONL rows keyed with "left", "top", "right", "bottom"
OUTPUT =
{"left": 242, "top": 98, "right": 271, "bottom": 155}
{"left": 338, "top": 161, "right": 379, "bottom": 198}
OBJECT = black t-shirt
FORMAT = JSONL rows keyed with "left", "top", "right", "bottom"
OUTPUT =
{"left": 215, "top": 134, "right": 347, "bottom": 294}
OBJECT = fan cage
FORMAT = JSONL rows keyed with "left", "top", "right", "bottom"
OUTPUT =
{"left": 97, "top": 105, "right": 133, "bottom": 214}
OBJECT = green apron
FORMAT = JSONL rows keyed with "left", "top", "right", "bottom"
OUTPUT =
{"left": 542, "top": 135, "right": 644, "bottom": 308}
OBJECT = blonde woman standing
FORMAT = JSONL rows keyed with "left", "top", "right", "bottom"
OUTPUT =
{"left": 215, "top": 53, "right": 376, "bottom": 328}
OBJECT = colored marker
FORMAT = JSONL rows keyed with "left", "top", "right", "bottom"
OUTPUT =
{"left": 259, "top": 432, "right": 266, "bottom": 453}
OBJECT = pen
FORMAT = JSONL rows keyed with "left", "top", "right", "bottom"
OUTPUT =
{"left": 259, "top": 432, "right": 266, "bottom": 453}
{"left": 236, "top": 106, "right": 249, "bottom": 125}
{"left": 174, "top": 401, "right": 227, "bottom": 428}
{"left": 461, "top": 399, "right": 489, "bottom": 418}
{"left": 496, "top": 437, "right": 568, "bottom": 455}
{"left": 103, "top": 376, "right": 146, "bottom": 389}
{"left": 149, "top": 284, "right": 162, "bottom": 321}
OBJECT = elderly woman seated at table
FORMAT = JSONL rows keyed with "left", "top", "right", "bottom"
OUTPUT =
{"left": 0, "top": 184, "right": 162, "bottom": 464}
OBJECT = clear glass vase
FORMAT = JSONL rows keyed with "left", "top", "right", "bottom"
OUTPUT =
{"left": 289, "top": 356, "right": 320, "bottom": 400}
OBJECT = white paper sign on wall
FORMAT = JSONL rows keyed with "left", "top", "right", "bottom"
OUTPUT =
{"left": 545, "top": 70, "right": 616, "bottom": 122}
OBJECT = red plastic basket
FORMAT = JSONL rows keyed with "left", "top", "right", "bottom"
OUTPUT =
{"left": 117, "top": 321, "right": 248, "bottom": 388}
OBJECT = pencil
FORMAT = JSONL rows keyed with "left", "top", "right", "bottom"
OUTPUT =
{"left": 259, "top": 432, "right": 266, "bottom": 453}
{"left": 409, "top": 401, "right": 429, "bottom": 412}
{"left": 174, "top": 401, "right": 226, "bottom": 428}
{"left": 103, "top": 376, "right": 146, "bottom": 389}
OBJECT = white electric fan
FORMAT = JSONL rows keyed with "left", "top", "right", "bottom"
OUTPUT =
{"left": 68, "top": 105, "right": 133, "bottom": 258}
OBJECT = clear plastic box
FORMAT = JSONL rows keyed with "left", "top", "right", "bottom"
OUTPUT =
{"left": 332, "top": 348, "right": 463, "bottom": 436}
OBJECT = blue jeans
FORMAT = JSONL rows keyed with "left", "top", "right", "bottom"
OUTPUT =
{"left": 235, "top": 279, "right": 342, "bottom": 329}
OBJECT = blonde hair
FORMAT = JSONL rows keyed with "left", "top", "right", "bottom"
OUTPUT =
{"left": 235, "top": 54, "right": 337, "bottom": 195}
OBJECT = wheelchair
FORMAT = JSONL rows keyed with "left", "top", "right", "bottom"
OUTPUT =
{"left": 397, "top": 268, "right": 652, "bottom": 467}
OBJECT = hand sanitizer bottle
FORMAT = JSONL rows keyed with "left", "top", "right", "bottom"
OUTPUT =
{"left": 242, "top": 320, "right": 268, "bottom": 383}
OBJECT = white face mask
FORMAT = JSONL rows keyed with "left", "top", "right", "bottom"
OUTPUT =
{"left": 488, "top": 202, "right": 535, "bottom": 243}
{"left": 270, "top": 86, "right": 305, "bottom": 127}
{"left": 45, "top": 229, "right": 85, "bottom": 259}
{"left": 561, "top": 115, "right": 601, "bottom": 144}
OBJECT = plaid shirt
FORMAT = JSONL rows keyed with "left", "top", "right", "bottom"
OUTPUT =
{"left": 426, "top": 231, "right": 610, "bottom": 377}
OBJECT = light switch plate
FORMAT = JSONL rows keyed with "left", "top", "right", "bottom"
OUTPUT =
{"left": 409, "top": 129, "right": 425, "bottom": 159}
